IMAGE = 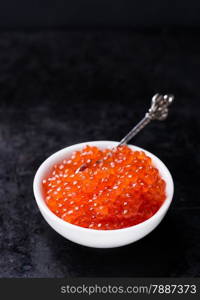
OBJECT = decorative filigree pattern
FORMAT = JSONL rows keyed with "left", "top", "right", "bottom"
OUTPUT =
{"left": 147, "top": 94, "right": 174, "bottom": 121}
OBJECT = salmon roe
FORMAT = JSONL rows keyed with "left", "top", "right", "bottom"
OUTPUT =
{"left": 43, "top": 145, "right": 166, "bottom": 230}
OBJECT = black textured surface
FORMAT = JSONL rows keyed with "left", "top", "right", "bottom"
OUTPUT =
{"left": 0, "top": 30, "right": 200, "bottom": 277}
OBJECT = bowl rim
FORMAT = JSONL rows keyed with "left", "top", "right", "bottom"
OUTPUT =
{"left": 33, "top": 140, "right": 174, "bottom": 234}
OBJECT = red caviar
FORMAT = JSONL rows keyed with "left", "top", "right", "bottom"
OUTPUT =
{"left": 43, "top": 145, "right": 166, "bottom": 230}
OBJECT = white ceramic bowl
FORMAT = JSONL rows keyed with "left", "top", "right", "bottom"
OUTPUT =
{"left": 33, "top": 141, "right": 174, "bottom": 248}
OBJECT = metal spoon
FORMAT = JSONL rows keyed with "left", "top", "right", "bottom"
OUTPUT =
{"left": 76, "top": 93, "right": 174, "bottom": 173}
{"left": 118, "top": 93, "right": 174, "bottom": 145}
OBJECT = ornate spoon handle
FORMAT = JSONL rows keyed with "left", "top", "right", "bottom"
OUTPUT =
{"left": 118, "top": 93, "right": 174, "bottom": 146}
{"left": 76, "top": 93, "right": 174, "bottom": 173}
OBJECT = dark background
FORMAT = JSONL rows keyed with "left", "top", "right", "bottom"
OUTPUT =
{"left": 1, "top": 0, "right": 200, "bottom": 29}
{"left": 0, "top": 2, "right": 200, "bottom": 277}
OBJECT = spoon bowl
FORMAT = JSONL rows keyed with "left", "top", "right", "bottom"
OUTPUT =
{"left": 33, "top": 141, "right": 174, "bottom": 248}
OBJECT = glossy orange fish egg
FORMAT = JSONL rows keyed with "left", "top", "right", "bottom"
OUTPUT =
{"left": 43, "top": 145, "right": 166, "bottom": 230}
